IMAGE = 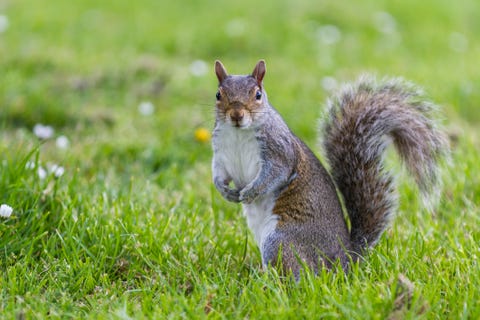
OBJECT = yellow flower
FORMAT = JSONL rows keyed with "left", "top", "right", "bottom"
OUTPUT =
{"left": 194, "top": 128, "right": 211, "bottom": 143}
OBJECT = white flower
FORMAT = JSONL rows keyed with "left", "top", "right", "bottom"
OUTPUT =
{"left": 460, "top": 81, "right": 473, "bottom": 95}
{"left": 38, "top": 166, "right": 47, "bottom": 180}
{"left": 26, "top": 161, "right": 36, "bottom": 170}
{"left": 321, "top": 76, "right": 338, "bottom": 92}
{"left": 0, "top": 15, "right": 9, "bottom": 33}
{"left": 189, "top": 60, "right": 208, "bottom": 77}
{"left": 316, "top": 25, "right": 342, "bottom": 45}
{"left": 449, "top": 32, "right": 468, "bottom": 53}
{"left": 56, "top": 135, "right": 70, "bottom": 149}
{"left": 373, "top": 11, "right": 397, "bottom": 35}
{"left": 138, "top": 101, "right": 154, "bottom": 116}
{"left": 225, "top": 19, "right": 246, "bottom": 37}
{"left": 49, "top": 164, "right": 65, "bottom": 178}
{"left": 33, "top": 124, "right": 54, "bottom": 139}
{"left": 0, "top": 204, "right": 13, "bottom": 218}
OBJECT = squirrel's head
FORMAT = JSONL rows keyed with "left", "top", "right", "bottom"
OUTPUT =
{"left": 214, "top": 60, "right": 267, "bottom": 129}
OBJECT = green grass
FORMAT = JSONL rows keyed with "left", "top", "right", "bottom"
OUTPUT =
{"left": 1, "top": 0, "right": 479, "bottom": 318}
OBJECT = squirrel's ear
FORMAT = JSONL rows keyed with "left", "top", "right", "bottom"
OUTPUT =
{"left": 252, "top": 60, "right": 266, "bottom": 85}
{"left": 215, "top": 60, "right": 228, "bottom": 83}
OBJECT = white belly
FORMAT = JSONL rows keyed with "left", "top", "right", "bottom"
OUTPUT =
{"left": 243, "top": 195, "right": 278, "bottom": 256}
{"left": 214, "top": 125, "right": 279, "bottom": 256}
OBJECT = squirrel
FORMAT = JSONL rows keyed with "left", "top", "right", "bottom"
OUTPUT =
{"left": 211, "top": 60, "right": 448, "bottom": 277}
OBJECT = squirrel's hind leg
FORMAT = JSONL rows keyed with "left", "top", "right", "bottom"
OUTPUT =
{"left": 261, "top": 230, "right": 353, "bottom": 278}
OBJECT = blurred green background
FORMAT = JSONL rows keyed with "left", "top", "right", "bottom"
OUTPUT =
{"left": 1, "top": 0, "right": 479, "bottom": 317}
{"left": 1, "top": 0, "right": 479, "bottom": 136}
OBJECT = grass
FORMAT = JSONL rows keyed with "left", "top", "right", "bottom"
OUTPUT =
{"left": 1, "top": 0, "right": 479, "bottom": 318}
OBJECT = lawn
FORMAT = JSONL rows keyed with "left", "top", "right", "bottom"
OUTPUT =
{"left": 1, "top": 0, "right": 479, "bottom": 318}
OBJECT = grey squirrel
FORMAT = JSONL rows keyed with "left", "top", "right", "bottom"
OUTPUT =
{"left": 211, "top": 60, "right": 448, "bottom": 277}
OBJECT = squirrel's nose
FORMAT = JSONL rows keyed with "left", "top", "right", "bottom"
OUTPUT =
{"left": 230, "top": 110, "right": 244, "bottom": 123}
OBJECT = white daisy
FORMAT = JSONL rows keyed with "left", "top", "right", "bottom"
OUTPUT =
{"left": 0, "top": 15, "right": 8, "bottom": 33}
{"left": 316, "top": 25, "right": 341, "bottom": 45}
{"left": 49, "top": 164, "right": 65, "bottom": 178}
{"left": 138, "top": 101, "right": 154, "bottom": 116}
{"left": 56, "top": 135, "right": 70, "bottom": 149}
{"left": 38, "top": 166, "right": 47, "bottom": 180}
{"left": 0, "top": 204, "right": 13, "bottom": 218}
{"left": 33, "top": 124, "right": 55, "bottom": 139}
{"left": 190, "top": 60, "right": 208, "bottom": 77}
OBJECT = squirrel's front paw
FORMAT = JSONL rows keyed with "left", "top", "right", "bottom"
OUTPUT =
{"left": 223, "top": 188, "right": 240, "bottom": 203}
{"left": 214, "top": 178, "right": 240, "bottom": 203}
{"left": 218, "top": 185, "right": 240, "bottom": 203}
{"left": 239, "top": 187, "right": 258, "bottom": 204}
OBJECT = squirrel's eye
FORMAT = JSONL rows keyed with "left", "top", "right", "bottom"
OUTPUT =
{"left": 216, "top": 91, "right": 221, "bottom": 101}
{"left": 255, "top": 90, "right": 262, "bottom": 100}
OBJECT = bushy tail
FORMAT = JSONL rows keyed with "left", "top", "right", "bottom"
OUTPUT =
{"left": 322, "top": 76, "right": 448, "bottom": 253}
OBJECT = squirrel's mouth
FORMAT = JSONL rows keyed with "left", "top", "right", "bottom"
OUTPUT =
{"left": 232, "top": 122, "right": 251, "bottom": 129}
{"left": 228, "top": 118, "right": 251, "bottom": 129}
